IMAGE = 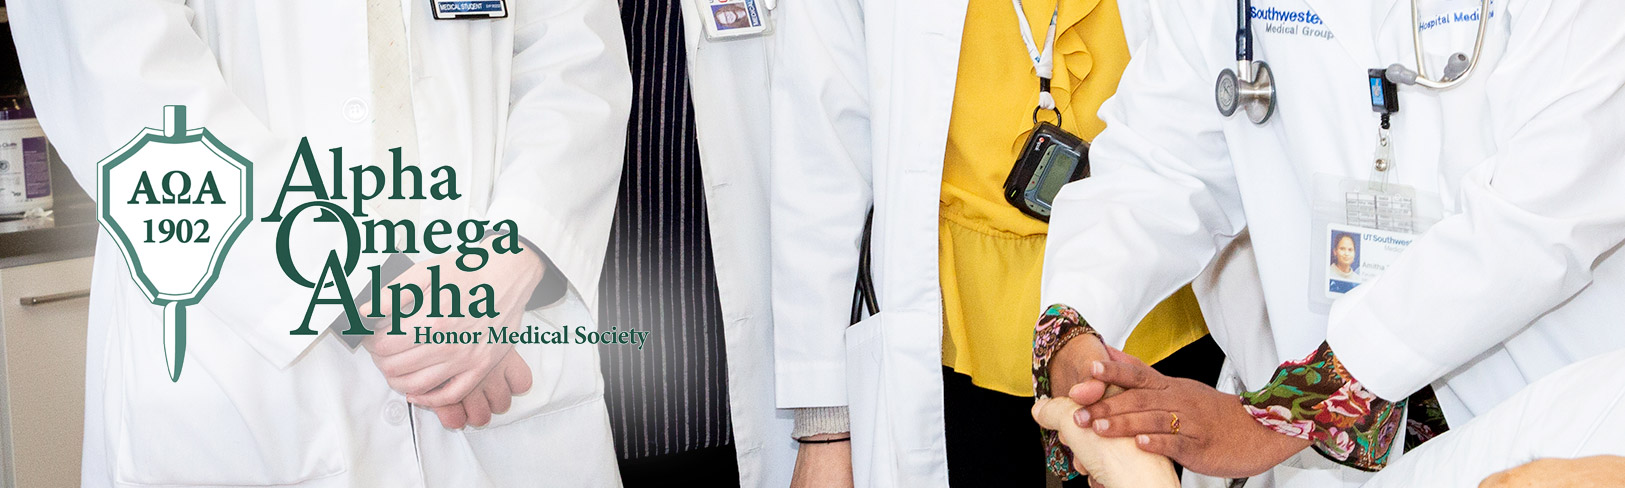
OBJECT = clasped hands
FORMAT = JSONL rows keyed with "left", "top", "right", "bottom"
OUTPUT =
{"left": 361, "top": 241, "right": 545, "bottom": 430}
{"left": 1035, "top": 335, "right": 1310, "bottom": 483}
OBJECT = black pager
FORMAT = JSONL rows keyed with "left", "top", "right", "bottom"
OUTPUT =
{"left": 1004, "top": 122, "right": 1089, "bottom": 222}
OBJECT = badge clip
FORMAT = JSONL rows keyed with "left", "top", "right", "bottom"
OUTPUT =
{"left": 1369, "top": 126, "right": 1394, "bottom": 192}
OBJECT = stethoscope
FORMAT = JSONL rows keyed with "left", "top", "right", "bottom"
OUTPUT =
{"left": 1215, "top": 0, "right": 1492, "bottom": 125}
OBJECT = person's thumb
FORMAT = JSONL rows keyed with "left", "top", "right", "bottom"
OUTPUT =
{"left": 1033, "top": 397, "right": 1083, "bottom": 431}
{"left": 502, "top": 352, "right": 534, "bottom": 395}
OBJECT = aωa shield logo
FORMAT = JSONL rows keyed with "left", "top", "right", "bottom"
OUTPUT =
{"left": 96, "top": 106, "right": 252, "bottom": 381}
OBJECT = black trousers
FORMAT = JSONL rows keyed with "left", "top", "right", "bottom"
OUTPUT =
{"left": 943, "top": 335, "right": 1224, "bottom": 487}
{"left": 617, "top": 443, "right": 741, "bottom": 487}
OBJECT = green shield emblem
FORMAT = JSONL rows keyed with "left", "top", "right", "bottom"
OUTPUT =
{"left": 96, "top": 106, "right": 253, "bottom": 381}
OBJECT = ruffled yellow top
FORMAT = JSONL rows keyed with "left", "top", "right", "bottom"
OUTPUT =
{"left": 939, "top": 0, "right": 1209, "bottom": 396}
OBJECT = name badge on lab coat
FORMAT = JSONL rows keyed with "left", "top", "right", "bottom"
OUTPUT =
{"left": 695, "top": 0, "right": 771, "bottom": 40}
{"left": 431, "top": 0, "right": 508, "bottom": 20}
{"left": 1309, "top": 175, "right": 1443, "bottom": 303}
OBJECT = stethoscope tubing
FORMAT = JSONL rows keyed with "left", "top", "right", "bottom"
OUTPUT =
{"left": 1407, "top": 0, "right": 1490, "bottom": 89}
{"left": 1236, "top": 0, "right": 1254, "bottom": 64}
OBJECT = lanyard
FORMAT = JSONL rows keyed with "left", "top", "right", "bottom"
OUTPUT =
{"left": 1011, "top": 0, "right": 1060, "bottom": 111}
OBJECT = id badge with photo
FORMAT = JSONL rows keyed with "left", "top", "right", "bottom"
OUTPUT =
{"left": 1308, "top": 174, "right": 1442, "bottom": 305}
{"left": 431, "top": 0, "right": 508, "bottom": 20}
{"left": 696, "top": 0, "right": 771, "bottom": 40}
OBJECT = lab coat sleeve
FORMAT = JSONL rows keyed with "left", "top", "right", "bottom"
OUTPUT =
{"left": 9, "top": 0, "right": 356, "bottom": 368}
{"left": 768, "top": 0, "right": 872, "bottom": 408}
{"left": 483, "top": 0, "right": 630, "bottom": 320}
{"left": 1327, "top": 0, "right": 1625, "bottom": 401}
{"left": 1113, "top": 0, "right": 1152, "bottom": 53}
{"left": 1039, "top": 0, "right": 1246, "bottom": 347}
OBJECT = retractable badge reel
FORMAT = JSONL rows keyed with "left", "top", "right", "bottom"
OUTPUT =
{"left": 696, "top": 0, "right": 773, "bottom": 40}
{"left": 1002, "top": 2, "right": 1089, "bottom": 222}
{"left": 1368, "top": 69, "right": 1399, "bottom": 186}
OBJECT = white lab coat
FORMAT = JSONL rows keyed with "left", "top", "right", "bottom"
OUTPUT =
{"left": 1362, "top": 347, "right": 1625, "bottom": 488}
{"left": 768, "top": 0, "right": 1271, "bottom": 486}
{"left": 1042, "top": 0, "right": 1625, "bottom": 486}
{"left": 11, "top": 0, "right": 631, "bottom": 486}
{"left": 675, "top": 7, "right": 798, "bottom": 487}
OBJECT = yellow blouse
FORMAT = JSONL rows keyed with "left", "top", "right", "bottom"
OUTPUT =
{"left": 939, "top": 0, "right": 1209, "bottom": 396}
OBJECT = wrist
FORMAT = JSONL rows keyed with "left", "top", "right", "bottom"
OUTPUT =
{"left": 485, "top": 236, "right": 544, "bottom": 279}
{"left": 1240, "top": 342, "right": 1402, "bottom": 471}
{"left": 1031, "top": 304, "right": 1103, "bottom": 481}
{"left": 1033, "top": 304, "right": 1102, "bottom": 399}
{"left": 483, "top": 231, "right": 568, "bottom": 309}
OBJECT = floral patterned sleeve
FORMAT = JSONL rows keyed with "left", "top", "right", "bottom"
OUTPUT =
{"left": 1032, "top": 304, "right": 1101, "bottom": 480}
{"left": 1240, "top": 341, "right": 1404, "bottom": 471}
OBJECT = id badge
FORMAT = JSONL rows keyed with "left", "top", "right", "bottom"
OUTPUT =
{"left": 431, "top": 0, "right": 508, "bottom": 20}
{"left": 1308, "top": 174, "right": 1442, "bottom": 305}
{"left": 696, "top": 0, "right": 771, "bottom": 40}
{"left": 1322, "top": 224, "right": 1415, "bottom": 297}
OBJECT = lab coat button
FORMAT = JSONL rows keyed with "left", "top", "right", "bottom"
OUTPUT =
{"left": 343, "top": 97, "right": 370, "bottom": 123}
{"left": 384, "top": 401, "right": 408, "bottom": 425}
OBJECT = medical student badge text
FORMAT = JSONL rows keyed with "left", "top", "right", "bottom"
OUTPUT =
{"left": 96, "top": 106, "right": 252, "bottom": 382}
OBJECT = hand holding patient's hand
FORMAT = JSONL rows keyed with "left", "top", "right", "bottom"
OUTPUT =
{"left": 1069, "top": 358, "right": 1308, "bottom": 478}
{"left": 428, "top": 350, "right": 534, "bottom": 430}
{"left": 1033, "top": 396, "right": 1179, "bottom": 488}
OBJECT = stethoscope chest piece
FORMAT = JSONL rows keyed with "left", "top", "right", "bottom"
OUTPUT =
{"left": 1215, "top": 68, "right": 1240, "bottom": 117}
{"left": 1216, "top": 60, "right": 1276, "bottom": 125}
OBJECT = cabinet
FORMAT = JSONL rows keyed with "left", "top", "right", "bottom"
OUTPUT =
{"left": 0, "top": 257, "right": 91, "bottom": 488}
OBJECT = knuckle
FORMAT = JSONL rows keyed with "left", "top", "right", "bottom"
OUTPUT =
{"left": 1124, "top": 413, "right": 1155, "bottom": 435}
{"left": 1131, "top": 366, "right": 1151, "bottom": 383}
{"left": 1123, "top": 413, "right": 1151, "bottom": 434}
{"left": 403, "top": 380, "right": 430, "bottom": 395}
{"left": 1149, "top": 436, "right": 1175, "bottom": 454}
{"left": 1087, "top": 403, "right": 1111, "bottom": 419}
{"left": 1122, "top": 393, "right": 1148, "bottom": 411}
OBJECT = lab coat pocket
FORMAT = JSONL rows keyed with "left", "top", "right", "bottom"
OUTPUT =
{"left": 112, "top": 312, "right": 346, "bottom": 486}
{"left": 845, "top": 312, "right": 896, "bottom": 487}
{"left": 483, "top": 300, "right": 605, "bottom": 430}
{"left": 462, "top": 397, "right": 620, "bottom": 487}
{"left": 113, "top": 383, "right": 347, "bottom": 486}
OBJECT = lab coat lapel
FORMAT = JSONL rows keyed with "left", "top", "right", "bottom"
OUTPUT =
{"left": 675, "top": 7, "right": 797, "bottom": 488}
{"left": 887, "top": 0, "right": 968, "bottom": 176}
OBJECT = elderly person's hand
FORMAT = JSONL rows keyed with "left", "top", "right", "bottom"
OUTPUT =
{"left": 1033, "top": 396, "right": 1179, "bottom": 488}
{"left": 1478, "top": 456, "right": 1625, "bottom": 488}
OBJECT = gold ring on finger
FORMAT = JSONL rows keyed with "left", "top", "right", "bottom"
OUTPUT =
{"left": 1170, "top": 412, "right": 1181, "bottom": 435}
